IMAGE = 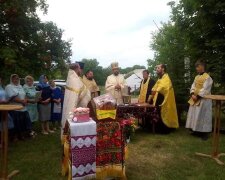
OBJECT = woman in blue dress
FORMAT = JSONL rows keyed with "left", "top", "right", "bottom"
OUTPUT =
{"left": 49, "top": 80, "right": 62, "bottom": 130}
{"left": 23, "top": 75, "right": 38, "bottom": 123}
{"left": 37, "top": 75, "right": 54, "bottom": 135}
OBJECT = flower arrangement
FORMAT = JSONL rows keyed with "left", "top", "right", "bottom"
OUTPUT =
{"left": 120, "top": 116, "right": 137, "bottom": 141}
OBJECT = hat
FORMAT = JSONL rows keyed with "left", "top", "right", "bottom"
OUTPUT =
{"left": 76, "top": 61, "right": 85, "bottom": 70}
{"left": 111, "top": 62, "right": 119, "bottom": 70}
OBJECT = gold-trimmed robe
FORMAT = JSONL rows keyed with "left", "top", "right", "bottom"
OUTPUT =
{"left": 105, "top": 74, "right": 126, "bottom": 105}
{"left": 186, "top": 73, "right": 213, "bottom": 132}
{"left": 83, "top": 75, "right": 100, "bottom": 97}
{"left": 152, "top": 73, "right": 179, "bottom": 128}
{"left": 61, "top": 70, "right": 91, "bottom": 133}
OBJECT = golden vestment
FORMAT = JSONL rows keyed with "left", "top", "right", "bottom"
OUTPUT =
{"left": 152, "top": 73, "right": 179, "bottom": 128}
{"left": 83, "top": 75, "right": 100, "bottom": 98}
{"left": 105, "top": 74, "right": 126, "bottom": 104}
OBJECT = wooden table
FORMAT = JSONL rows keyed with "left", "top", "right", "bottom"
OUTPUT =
{"left": 0, "top": 105, "right": 23, "bottom": 179}
{"left": 195, "top": 95, "right": 225, "bottom": 165}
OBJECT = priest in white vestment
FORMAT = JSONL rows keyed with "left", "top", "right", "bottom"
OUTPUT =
{"left": 61, "top": 63, "right": 91, "bottom": 134}
{"left": 186, "top": 60, "right": 213, "bottom": 140}
{"left": 105, "top": 62, "right": 126, "bottom": 105}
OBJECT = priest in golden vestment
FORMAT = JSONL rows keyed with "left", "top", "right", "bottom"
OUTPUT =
{"left": 138, "top": 70, "right": 155, "bottom": 103}
{"left": 186, "top": 60, "right": 213, "bottom": 140}
{"left": 152, "top": 64, "right": 179, "bottom": 132}
{"left": 105, "top": 62, "right": 126, "bottom": 105}
{"left": 83, "top": 70, "right": 100, "bottom": 98}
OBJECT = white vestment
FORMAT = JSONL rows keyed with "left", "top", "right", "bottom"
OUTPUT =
{"left": 105, "top": 74, "right": 126, "bottom": 104}
{"left": 61, "top": 70, "right": 91, "bottom": 130}
{"left": 186, "top": 76, "right": 213, "bottom": 132}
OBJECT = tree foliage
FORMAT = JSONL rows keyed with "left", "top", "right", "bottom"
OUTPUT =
{"left": 81, "top": 58, "right": 111, "bottom": 86}
{"left": 0, "top": 0, "right": 72, "bottom": 82}
{"left": 149, "top": 0, "right": 225, "bottom": 104}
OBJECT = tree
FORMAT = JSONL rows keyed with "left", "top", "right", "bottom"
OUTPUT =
{"left": 149, "top": 0, "right": 225, "bottom": 104}
{"left": 81, "top": 59, "right": 109, "bottom": 86}
{"left": 149, "top": 22, "right": 188, "bottom": 104}
{"left": 170, "top": 0, "right": 225, "bottom": 92}
{"left": 0, "top": 0, "right": 72, "bottom": 82}
{"left": 120, "top": 65, "right": 146, "bottom": 75}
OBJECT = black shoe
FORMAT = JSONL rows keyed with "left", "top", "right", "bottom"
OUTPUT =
{"left": 201, "top": 133, "right": 209, "bottom": 141}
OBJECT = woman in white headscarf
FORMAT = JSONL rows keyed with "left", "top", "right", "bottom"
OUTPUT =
{"left": 5, "top": 74, "right": 35, "bottom": 140}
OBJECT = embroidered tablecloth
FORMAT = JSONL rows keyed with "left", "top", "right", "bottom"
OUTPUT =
{"left": 68, "top": 119, "right": 97, "bottom": 180}
{"left": 96, "top": 120, "right": 127, "bottom": 180}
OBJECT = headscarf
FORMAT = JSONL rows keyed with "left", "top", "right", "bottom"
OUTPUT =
{"left": 10, "top": 74, "right": 20, "bottom": 86}
{"left": 38, "top": 75, "right": 49, "bottom": 88}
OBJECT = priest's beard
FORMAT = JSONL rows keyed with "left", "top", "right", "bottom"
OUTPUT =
{"left": 113, "top": 72, "right": 119, "bottom": 76}
{"left": 87, "top": 77, "right": 93, "bottom": 80}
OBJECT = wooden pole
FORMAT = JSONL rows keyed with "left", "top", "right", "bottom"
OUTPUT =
{"left": 216, "top": 101, "right": 221, "bottom": 156}
{"left": 0, "top": 111, "right": 8, "bottom": 179}
{"left": 0, "top": 113, "right": 3, "bottom": 178}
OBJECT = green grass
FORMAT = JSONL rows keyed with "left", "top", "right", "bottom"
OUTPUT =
{"left": 8, "top": 125, "right": 65, "bottom": 180}
{"left": 126, "top": 128, "right": 225, "bottom": 180}
{"left": 6, "top": 122, "right": 225, "bottom": 180}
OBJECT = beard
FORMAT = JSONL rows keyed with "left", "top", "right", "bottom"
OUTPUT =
{"left": 87, "top": 77, "right": 93, "bottom": 80}
{"left": 156, "top": 71, "right": 162, "bottom": 76}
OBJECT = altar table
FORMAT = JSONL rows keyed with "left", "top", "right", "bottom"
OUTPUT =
{"left": 62, "top": 119, "right": 97, "bottom": 180}
{"left": 116, "top": 103, "right": 159, "bottom": 132}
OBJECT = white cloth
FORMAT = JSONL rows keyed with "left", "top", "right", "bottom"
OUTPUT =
{"left": 68, "top": 119, "right": 96, "bottom": 180}
{"left": 69, "top": 119, "right": 96, "bottom": 137}
{"left": 186, "top": 76, "right": 213, "bottom": 132}
{"left": 61, "top": 69, "right": 91, "bottom": 131}
{"left": 105, "top": 74, "right": 126, "bottom": 104}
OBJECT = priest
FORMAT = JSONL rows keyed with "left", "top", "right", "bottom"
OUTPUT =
{"left": 61, "top": 63, "right": 91, "bottom": 135}
{"left": 83, "top": 70, "right": 100, "bottom": 98}
{"left": 152, "top": 64, "right": 179, "bottom": 133}
{"left": 105, "top": 62, "right": 126, "bottom": 104}
{"left": 186, "top": 60, "right": 213, "bottom": 140}
{"left": 138, "top": 70, "right": 155, "bottom": 103}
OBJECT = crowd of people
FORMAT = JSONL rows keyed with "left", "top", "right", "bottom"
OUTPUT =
{"left": 137, "top": 60, "right": 213, "bottom": 140}
{"left": 0, "top": 59, "right": 213, "bottom": 142}
{"left": 61, "top": 60, "right": 213, "bottom": 142}
{"left": 0, "top": 74, "right": 64, "bottom": 141}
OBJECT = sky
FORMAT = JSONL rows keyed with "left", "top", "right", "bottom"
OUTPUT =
{"left": 39, "top": 0, "right": 172, "bottom": 68}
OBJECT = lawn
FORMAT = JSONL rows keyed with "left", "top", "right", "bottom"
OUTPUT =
{"left": 7, "top": 122, "right": 225, "bottom": 180}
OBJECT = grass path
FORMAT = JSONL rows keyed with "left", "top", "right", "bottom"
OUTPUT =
{"left": 7, "top": 125, "right": 225, "bottom": 180}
